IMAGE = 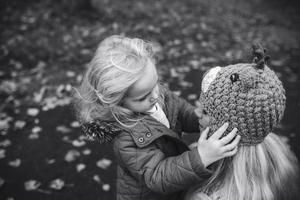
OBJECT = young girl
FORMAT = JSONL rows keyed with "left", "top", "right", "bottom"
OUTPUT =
{"left": 74, "top": 35, "right": 240, "bottom": 200}
{"left": 186, "top": 45, "right": 299, "bottom": 200}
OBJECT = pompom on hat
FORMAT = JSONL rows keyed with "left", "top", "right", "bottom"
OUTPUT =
{"left": 199, "top": 44, "right": 286, "bottom": 145}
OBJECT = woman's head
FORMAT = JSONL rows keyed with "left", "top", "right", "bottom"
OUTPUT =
{"left": 74, "top": 35, "right": 159, "bottom": 124}
{"left": 190, "top": 45, "right": 299, "bottom": 200}
{"left": 198, "top": 62, "right": 286, "bottom": 145}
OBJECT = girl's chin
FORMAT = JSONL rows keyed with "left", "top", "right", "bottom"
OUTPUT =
{"left": 142, "top": 104, "right": 156, "bottom": 114}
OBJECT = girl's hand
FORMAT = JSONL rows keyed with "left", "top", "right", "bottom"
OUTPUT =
{"left": 197, "top": 123, "right": 240, "bottom": 168}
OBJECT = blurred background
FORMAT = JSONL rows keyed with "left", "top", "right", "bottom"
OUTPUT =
{"left": 0, "top": 0, "right": 299, "bottom": 199}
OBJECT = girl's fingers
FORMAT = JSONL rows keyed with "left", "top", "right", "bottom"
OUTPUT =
{"left": 210, "top": 122, "right": 229, "bottom": 140}
{"left": 195, "top": 100, "right": 202, "bottom": 108}
{"left": 199, "top": 127, "right": 209, "bottom": 142}
{"left": 194, "top": 108, "right": 202, "bottom": 118}
{"left": 220, "top": 128, "right": 238, "bottom": 145}
{"left": 223, "top": 146, "right": 238, "bottom": 157}
{"left": 188, "top": 142, "right": 198, "bottom": 149}
{"left": 223, "top": 135, "right": 241, "bottom": 152}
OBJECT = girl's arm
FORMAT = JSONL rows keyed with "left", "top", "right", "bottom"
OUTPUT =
{"left": 113, "top": 132, "right": 212, "bottom": 194}
{"left": 164, "top": 88, "right": 205, "bottom": 133}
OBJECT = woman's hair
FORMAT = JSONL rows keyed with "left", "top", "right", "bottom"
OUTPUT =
{"left": 191, "top": 133, "right": 299, "bottom": 200}
{"left": 189, "top": 46, "right": 299, "bottom": 200}
{"left": 73, "top": 35, "right": 157, "bottom": 126}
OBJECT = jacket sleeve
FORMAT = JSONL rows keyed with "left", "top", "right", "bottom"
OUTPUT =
{"left": 113, "top": 132, "right": 212, "bottom": 194}
{"left": 165, "top": 89, "right": 200, "bottom": 133}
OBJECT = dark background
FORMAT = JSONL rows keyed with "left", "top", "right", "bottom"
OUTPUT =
{"left": 0, "top": 0, "right": 299, "bottom": 199}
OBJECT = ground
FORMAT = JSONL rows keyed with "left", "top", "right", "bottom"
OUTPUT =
{"left": 0, "top": 0, "right": 299, "bottom": 199}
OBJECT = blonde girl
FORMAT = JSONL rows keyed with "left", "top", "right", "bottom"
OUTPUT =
{"left": 187, "top": 45, "right": 299, "bottom": 200}
{"left": 74, "top": 35, "right": 240, "bottom": 200}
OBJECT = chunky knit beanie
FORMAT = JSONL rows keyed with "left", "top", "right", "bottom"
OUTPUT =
{"left": 199, "top": 44, "right": 286, "bottom": 145}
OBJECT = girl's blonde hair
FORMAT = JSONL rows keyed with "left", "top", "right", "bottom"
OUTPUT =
{"left": 189, "top": 133, "right": 299, "bottom": 200}
{"left": 74, "top": 35, "right": 157, "bottom": 126}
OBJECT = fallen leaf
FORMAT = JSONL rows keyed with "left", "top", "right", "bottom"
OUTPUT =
{"left": 177, "top": 66, "right": 191, "bottom": 73}
{"left": 0, "top": 139, "right": 11, "bottom": 148}
{"left": 33, "top": 87, "right": 47, "bottom": 103}
{"left": 76, "top": 75, "right": 82, "bottom": 83}
{"left": 56, "top": 84, "right": 65, "bottom": 97}
{"left": 49, "top": 179, "right": 65, "bottom": 190}
{"left": 27, "top": 108, "right": 39, "bottom": 117}
{"left": 179, "top": 80, "right": 192, "bottom": 88}
{"left": 93, "top": 175, "right": 101, "bottom": 183}
{"left": 66, "top": 71, "right": 75, "bottom": 77}
{"left": 56, "top": 125, "right": 71, "bottom": 133}
{"left": 28, "top": 132, "right": 39, "bottom": 139}
{"left": 70, "top": 121, "right": 80, "bottom": 128}
{"left": 82, "top": 149, "right": 91, "bottom": 155}
{"left": 72, "top": 140, "right": 86, "bottom": 147}
{"left": 79, "top": 135, "right": 86, "bottom": 141}
{"left": 102, "top": 184, "right": 110, "bottom": 191}
{"left": 0, "top": 177, "right": 4, "bottom": 187}
{"left": 0, "top": 149, "right": 6, "bottom": 159}
{"left": 8, "top": 158, "right": 21, "bottom": 167}
{"left": 170, "top": 68, "right": 179, "bottom": 78}
{"left": 32, "top": 61, "right": 46, "bottom": 73}
{"left": 0, "top": 80, "right": 17, "bottom": 94}
{"left": 64, "top": 150, "right": 80, "bottom": 162}
{"left": 80, "top": 49, "right": 90, "bottom": 55}
{"left": 0, "top": 117, "right": 12, "bottom": 131}
{"left": 96, "top": 158, "right": 112, "bottom": 169}
{"left": 29, "top": 126, "right": 42, "bottom": 139}
{"left": 65, "top": 84, "right": 72, "bottom": 92}
{"left": 42, "top": 97, "right": 72, "bottom": 111}
{"left": 32, "top": 126, "right": 42, "bottom": 133}
{"left": 0, "top": 130, "right": 8, "bottom": 136}
{"left": 76, "top": 163, "right": 86, "bottom": 172}
{"left": 24, "top": 180, "right": 41, "bottom": 191}
{"left": 46, "top": 158, "right": 55, "bottom": 164}
{"left": 14, "top": 120, "right": 26, "bottom": 129}
{"left": 62, "top": 136, "right": 72, "bottom": 143}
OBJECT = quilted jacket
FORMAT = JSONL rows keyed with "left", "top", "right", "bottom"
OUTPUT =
{"left": 113, "top": 87, "right": 212, "bottom": 200}
{"left": 82, "top": 88, "right": 212, "bottom": 200}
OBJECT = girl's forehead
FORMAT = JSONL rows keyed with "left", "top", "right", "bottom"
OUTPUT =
{"left": 126, "top": 62, "right": 158, "bottom": 98}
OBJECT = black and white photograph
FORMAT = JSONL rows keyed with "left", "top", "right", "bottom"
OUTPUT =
{"left": 0, "top": 0, "right": 299, "bottom": 199}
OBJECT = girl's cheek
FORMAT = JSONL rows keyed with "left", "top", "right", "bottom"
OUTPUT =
{"left": 153, "top": 85, "right": 159, "bottom": 98}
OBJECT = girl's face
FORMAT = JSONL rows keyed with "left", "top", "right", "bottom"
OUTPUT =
{"left": 122, "top": 61, "right": 159, "bottom": 113}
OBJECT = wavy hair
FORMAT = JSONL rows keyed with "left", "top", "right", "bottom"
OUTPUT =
{"left": 73, "top": 35, "right": 158, "bottom": 127}
{"left": 188, "top": 133, "right": 299, "bottom": 200}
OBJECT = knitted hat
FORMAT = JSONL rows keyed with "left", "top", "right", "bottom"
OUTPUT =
{"left": 199, "top": 45, "right": 286, "bottom": 145}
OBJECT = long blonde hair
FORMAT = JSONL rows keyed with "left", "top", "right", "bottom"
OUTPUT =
{"left": 73, "top": 35, "right": 158, "bottom": 127}
{"left": 189, "top": 133, "right": 299, "bottom": 200}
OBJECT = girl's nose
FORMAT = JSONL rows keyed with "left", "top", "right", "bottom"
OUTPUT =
{"left": 150, "top": 96, "right": 158, "bottom": 103}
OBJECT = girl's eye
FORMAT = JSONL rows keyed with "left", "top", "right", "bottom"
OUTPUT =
{"left": 138, "top": 95, "right": 148, "bottom": 101}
